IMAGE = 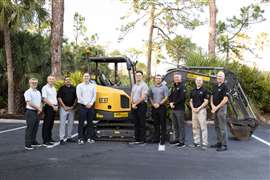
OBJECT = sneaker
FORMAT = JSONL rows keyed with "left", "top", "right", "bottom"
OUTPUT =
{"left": 66, "top": 138, "right": 76, "bottom": 143}
{"left": 25, "top": 145, "right": 34, "bottom": 150}
{"left": 60, "top": 140, "right": 65, "bottom": 145}
{"left": 176, "top": 143, "right": 186, "bottom": 148}
{"left": 210, "top": 143, "right": 222, "bottom": 148}
{"left": 201, "top": 145, "right": 208, "bottom": 150}
{"left": 216, "top": 145, "right": 228, "bottom": 152}
{"left": 170, "top": 140, "right": 179, "bottom": 145}
{"left": 189, "top": 143, "right": 201, "bottom": 148}
{"left": 43, "top": 142, "right": 54, "bottom": 148}
{"left": 158, "top": 144, "right": 165, "bottom": 151}
{"left": 128, "top": 141, "right": 141, "bottom": 145}
{"left": 78, "top": 139, "right": 85, "bottom": 145}
{"left": 31, "top": 141, "right": 42, "bottom": 148}
{"left": 87, "top": 139, "right": 95, "bottom": 144}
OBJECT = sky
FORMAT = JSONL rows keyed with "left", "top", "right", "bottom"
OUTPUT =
{"left": 63, "top": 0, "right": 270, "bottom": 74}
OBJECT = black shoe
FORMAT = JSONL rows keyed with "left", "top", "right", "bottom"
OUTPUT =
{"left": 60, "top": 140, "right": 65, "bottom": 145}
{"left": 210, "top": 143, "right": 222, "bottom": 148}
{"left": 43, "top": 142, "right": 54, "bottom": 148}
{"left": 176, "top": 143, "right": 186, "bottom": 148}
{"left": 216, "top": 145, "right": 228, "bottom": 152}
{"left": 129, "top": 141, "right": 141, "bottom": 145}
{"left": 25, "top": 145, "right": 34, "bottom": 150}
{"left": 66, "top": 138, "right": 76, "bottom": 143}
{"left": 49, "top": 139, "right": 57, "bottom": 143}
{"left": 138, "top": 142, "right": 146, "bottom": 146}
{"left": 31, "top": 141, "right": 42, "bottom": 148}
{"left": 170, "top": 140, "right": 179, "bottom": 145}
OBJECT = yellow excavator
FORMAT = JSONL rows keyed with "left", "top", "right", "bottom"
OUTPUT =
{"left": 85, "top": 57, "right": 258, "bottom": 141}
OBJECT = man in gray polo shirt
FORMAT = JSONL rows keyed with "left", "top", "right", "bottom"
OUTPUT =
{"left": 130, "top": 70, "right": 148, "bottom": 145}
{"left": 149, "top": 74, "right": 169, "bottom": 151}
{"left": 24, "top": 78, "right": 42, "bottom": 150}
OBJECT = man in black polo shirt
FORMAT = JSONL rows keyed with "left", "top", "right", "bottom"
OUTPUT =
{"left": 190, "top": 77, "right": 209, "bottom": 150}
{"left": 210, "top": 71, "right": 229, "bottom": 151}
{"left": 169, "top": 73, "right": 186, "bottom": 148}
{"left": 58, "top": 76, "right": 77, "bottom": 145}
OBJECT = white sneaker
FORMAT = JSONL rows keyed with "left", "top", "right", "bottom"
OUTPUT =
{"left": 158, "top": 144, "right": 165, "bottom": 151}
{"left": 78, "top": 139, "right": 85, "bottom": 145}
{"left": 87, "top": 139, "right": 95, "bottom": 144}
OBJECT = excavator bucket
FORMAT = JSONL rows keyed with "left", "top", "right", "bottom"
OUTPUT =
{"left": 228, "top": 118, "right": 258, "bottom": 140}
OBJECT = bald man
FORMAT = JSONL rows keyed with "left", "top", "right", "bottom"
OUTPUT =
{"left": 190, "top": 77, "right": 209, "bottom": 150}
{"left": 168, "top": 73, "right": 186, "bottom": 148}
{"left": 24, "top": 78, "right": 42, "bottom": 150}
{"left": 42, "top": 75, "right": 58, "bottom": 147}
{"left": 210, "top": 71, "right": 229, "bottom": 152}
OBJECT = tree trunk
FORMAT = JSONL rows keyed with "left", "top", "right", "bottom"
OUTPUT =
{"left": 208, "top": 0, "right": 217, "bottom": 59}
{"left": 3, "top": 20, "right": 15, "bottom": 114}
{"left": 51, "top": 0, "right": 64, "bottom": 79}
{"left": 226, "top": 35, "right": 230, "bottom": 61}
{"left": 146, "top": 3, "right": 155, "bottom": 82}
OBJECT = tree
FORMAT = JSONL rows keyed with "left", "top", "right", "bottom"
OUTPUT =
{"left": 51, "top": 0, "right": 64, "bottom": 79}
{"left": 73, "top": 12, "right": 87, "bottom": 46}
{"left": 217, "top": 4, "right": 265, "bottom": 61}
{"left": 0, "top": 0, "right": 47, "bottom": 114}
{"left": 119, "top": 0, "right": 206, "bottom": 82}
{"left": 208, "top": 0, "right": 217, "bottom": 58}
{"left": 165, "top": 35, "right": 197, "bottom": 65}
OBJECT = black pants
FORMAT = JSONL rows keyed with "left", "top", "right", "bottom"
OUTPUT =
{"left": 78, "top": 104, "right": 95, "bottom": 140}
{"left": 132, "top": 102, "right": 147, "bottom": 142}
{"left": 42, "top": 105, "right": 55, "bottom": 143}
{"left": 152, "top": 105, "right": 167, "bottom": 145}
{"left": 25, "top": 109, "right": 40, "bottom": 146}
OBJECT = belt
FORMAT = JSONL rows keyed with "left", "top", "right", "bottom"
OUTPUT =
{"left": 79, "top": 103, "right": 87, "bottom": 108}
{"left": 26, "top": 109, "right": 37, "bottom": 112}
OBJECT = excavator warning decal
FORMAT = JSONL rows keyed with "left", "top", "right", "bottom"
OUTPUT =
{"left": 187, "top": 73, "right": 211, "bottom": 81}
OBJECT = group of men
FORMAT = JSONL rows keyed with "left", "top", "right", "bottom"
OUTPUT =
{"left": 24, "top": 73, "right": 96, "bottom": 150}
{"left": 130, "top": 70, "right": 229, "bottom": 152}
{"left": 24, "top": 70, "right": 229, "bottom": 152}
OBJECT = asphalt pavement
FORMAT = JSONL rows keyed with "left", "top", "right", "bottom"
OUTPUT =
{"left": 0, "top": 120, "right": 269, "bottom": 180}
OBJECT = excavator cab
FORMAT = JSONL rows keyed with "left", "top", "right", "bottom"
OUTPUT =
{"left": 84, "top": 57, "right": 141, "bottom": 141}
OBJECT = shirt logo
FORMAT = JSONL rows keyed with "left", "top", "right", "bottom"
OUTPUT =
{"left": 199, "top": 91, "right": 203, "bottom": 94}
{"left": 218, "top": 89, "right": 221, "bottom": 92}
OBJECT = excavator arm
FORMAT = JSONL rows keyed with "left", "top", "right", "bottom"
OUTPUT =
{"left": 163, "top": 66, "right": 258, "bottom": 140}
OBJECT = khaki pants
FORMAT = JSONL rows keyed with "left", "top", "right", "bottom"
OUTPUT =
{"left": 192, "top": 108, "right": 208, "bottom": 146}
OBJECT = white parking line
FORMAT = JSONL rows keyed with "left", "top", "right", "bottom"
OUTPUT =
{"left": 0, "top": 119, "right": 79, "bottom": 124}
{"left": 0, "top": 126, "right": 27, "bottom": 134}
{"left": 251, "top": 135, "right": 270, "bottom": 147}
{"left": 49, "top": 133, "right": 78, "bottom": 148}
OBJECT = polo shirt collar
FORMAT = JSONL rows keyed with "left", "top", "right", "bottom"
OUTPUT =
{"left": 154, "top": 83, "right": 162, "bottom": 87}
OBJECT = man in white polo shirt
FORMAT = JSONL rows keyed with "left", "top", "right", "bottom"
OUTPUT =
{"left": 42, "top": 75, "right": 58, "bottom": 147}
{"left": 76, "top": 72, "right": 96, "bottom": 144}
{"left": 24, "top": 78, "right": 42, "bottom": 150}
